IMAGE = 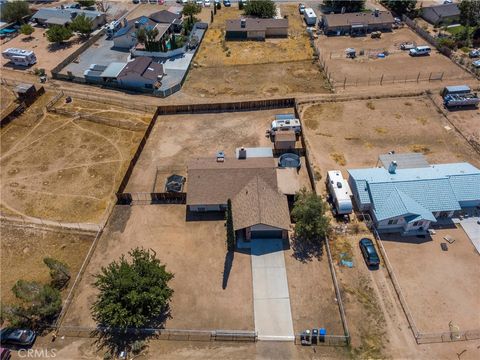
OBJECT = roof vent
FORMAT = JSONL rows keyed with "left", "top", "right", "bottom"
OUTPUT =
{"left": 388, "top": 160, "right": 397, "bottom": 174}
{"left": 238, "top": 147, "right": 247, "bottom": 160}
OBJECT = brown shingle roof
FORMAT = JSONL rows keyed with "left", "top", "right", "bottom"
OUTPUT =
{"left": 117, "top": 57, "right": 164, "bottom": 81}
{"left": 232, "top": 176, "right": 290, "bottom": 231}
{"left": 149, "top": 10, "right": 181, "bottom": 24}
{"left": 323, "top": 11, "right": 394, "bottom": 27}
{"left": 187, "top": 157, "right": 277, "bottom": 206}
{"left": 226, "top": 18, "right": 288, "bottom": 32}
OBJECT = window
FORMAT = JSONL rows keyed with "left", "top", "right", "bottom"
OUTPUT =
{"left": 412, "top": 221, "right": 422, "bottom": 227}
{"left": 387, "top": 219, "right": 398, "bottom": 225}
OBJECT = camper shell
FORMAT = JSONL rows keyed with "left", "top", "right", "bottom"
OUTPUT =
{"left": 327, "top": 170, "right": 353, "bottom": 215}
{"left": 304, "top": 8, "right": 317, "bottom": 26}
{"left": 2, "top": 48, "right": 37, "bottom": 66}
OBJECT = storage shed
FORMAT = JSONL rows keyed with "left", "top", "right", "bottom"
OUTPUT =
{"left": 274, "top": 130, "right": 296, "bottom": 150}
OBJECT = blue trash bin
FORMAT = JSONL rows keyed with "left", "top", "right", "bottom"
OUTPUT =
{"left": 319, "top": 328, "right": 326, "bottom": 343}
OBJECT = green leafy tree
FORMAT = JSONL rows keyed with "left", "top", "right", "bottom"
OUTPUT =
{"left": 46, "top": 25, "right": 73, "bottom": 43}
{"left": 1, "top": 0, "right": 31, "bottom": 23}
{"left": 380, "top": 0, "right": 416, "bottom": 15}
{"left": 458, "top": 0, "right": 480, "bottom": 27}
{"left": 244, "top": 0, "right": 276, "bottom": 18}
{"left": 323, "top": 0, "right": 365, "bottom": 13}
{"left": 3, "top": 280, "right": 62, "bottom": 328}
{"left": 226, "top": 199, "right": 235, "bottom": 251}
{"left": 69, "top": 13, "right": 93, "bottom": 37}
{"left": 43, "top": 258, "right": 71, "bottom": 290}
{"left": 183, "top": 2, "right": 202, "bottom": 23}
{"left": 291, "top": 188, "right": 330, "bottom": 243}
{"left": 78, "top": 0, "right": 96, "bottom": 7}
{"left": 136, "top": 27, "right": 147, "bottom": 44}
{"left": 20, "top": 23, "right": 34, "bottom": 37}
{"left": 91, "top": 248, "right": 174, "bottom": 329}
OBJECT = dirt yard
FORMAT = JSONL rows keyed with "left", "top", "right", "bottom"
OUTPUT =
{"left": 381, "top": 227, "right": 480, "bottom": 332}
{"left": 63, "top": 205, "right": 254, "bottom": 330}
{"left": 284, "top": 244, "right": 344, "bottom": 335}
{"left": 126, "top": 109, "right": 290, "bottom": 193}
{"left": 0, "top": 223, "right": 93, "bottom": 305}
{"left": 184, "top": 4, "right": 329, "bottom": 98}
{"left": 0, "top": 26, "right": 86, "bottom": 72}
{"left": 0, "top": 91, "right": 149, "bottom": 223}
{"left": 300, "top": 95, "right": 480, "bottom": 183}
{"left": 316, "top": 28, "right": 473, "bottom": 87}
{"left": 195, "top": 5, "right": 312, "bottom": 67}
{"left": 1, "top": 84, "right": 16, "bottom": 112}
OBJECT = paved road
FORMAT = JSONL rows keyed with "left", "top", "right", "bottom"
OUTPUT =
{"left": 251, "top": 239, "right": 294, "bottom": 341}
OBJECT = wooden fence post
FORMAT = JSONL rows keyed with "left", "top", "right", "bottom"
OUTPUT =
{"left": 380, "top": 74, "right": 384, "bottom": 85}
{"left": 417, "top": 72, "right": 420, "bottom": 83}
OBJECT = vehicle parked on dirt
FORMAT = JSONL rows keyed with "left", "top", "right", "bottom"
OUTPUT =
{"left": 400, "top": 42, "right": 415, "bottom": 50}
{"left": 473, "top": 60, "right": 480, "bottom": 68}
{"left": 359, "top": 238, "right": 380, "bottom": 268}
{"left": 409, "top": 45, "right": 431, "bottom": 56}
{"left": 204, "top": 0, "right": 211, "bottom": 6}
{"left": 469, "top": 49, "right": 480, "bottom": 58}
{"left": 223, "top": 0, "right": 231, "bottom": 7}
{"left": 0, "top": 329, "right": 36, "bottom": 348}
{"left": 298, "top": 3, "right": 306, "bottom": 14}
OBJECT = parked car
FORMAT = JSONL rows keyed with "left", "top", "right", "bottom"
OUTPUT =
{"left": 409, "top": 45, "right": 431, "bottom": 56}
{"left": 469, "top": 49, "right": 480, "bottom": 58}
{"left": 400, "top": 42, "right": 415, "bottom": 50}
{"left": 204, "top": 0, "right": 211, "bottom": 6}
{"left": 359, "top": 238, "right": 380, "bottom": 268}
{"left": 195, "top": 0, "right": 203, "bottom": 5}
{"left": 0, "top": 329, "right": 36, "bottom": 347}
{"left": 132, "top": 0, "right": 140, "bottom": 3}
{"left": 472, "top": 60, "right": 480, "bottom": 68}
{"left": 223, "top": 0, "right": 231, "bottom": 7}
{"left": 298, "top": 3, "right": 306, "bottom": 14}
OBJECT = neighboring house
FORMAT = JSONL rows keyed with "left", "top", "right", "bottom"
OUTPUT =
{"left": 116, "top": 56, "right": 164, "bottom": 91}
{"left": 421, "top": 3, "right": 460, "bottom": 26}
{"left": 225, "top": 18, "right": 288, "bottom": 41}
{"left": 322, "top": 10, "right": 394, "bottom": 35}
{"left": 187, "top": 153, "right": 291, "bottom": 240}
{"left": 348, "top": 153, "right": 480, "bottom": 235}
{"left": 113, "top": 10, "right": 181, "bottom": 50}
{"left": 31, "top": 8, "right": 106, "bottom": 29}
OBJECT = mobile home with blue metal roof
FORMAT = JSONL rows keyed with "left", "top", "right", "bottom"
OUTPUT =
{"left": 347, "top": 155, "right": 480, "bottom": 235}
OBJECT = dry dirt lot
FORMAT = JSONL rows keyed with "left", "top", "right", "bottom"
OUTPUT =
{"left": 63, "top": 205, "right": 254, "bottom": 330}
{"left": 1, "top": 84, "right": 16, "bottom": 112}
{"left": 184, "top": 5, "right": 329, "bottom": 98}
{"left": 316, "top": 28, "right": 473, "bottom": 87}
{"left": 0, "top": 223, "right": 93, "bottom": 305}
{"left": 0, "top": 92, "right": 149, "bottom": 223}
{"left": 195, "top": 5, "right": 312, "bottom": 66}
{"left": 300, "top": 95, "right": 480, "bottom": 182}
{"left": 0, "top": 26, "right": 86, "bottom": 72}
{"left": 126, "top": 108, "right": 294, "bottom": 193}
{"left": 381, "top": 227, "right": 480, "bottom": 332}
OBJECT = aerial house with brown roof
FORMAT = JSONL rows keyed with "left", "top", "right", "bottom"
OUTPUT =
{"left": 225, "top": 18, "right": 288, "bottom": 41}
{"left": 187, "top": 153, "right": 291, "bottom": 240}
{"left": 322, "top": 10, "right": 394, "bottom": 36}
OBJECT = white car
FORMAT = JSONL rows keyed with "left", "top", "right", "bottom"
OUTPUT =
{"left": 472, "top": 60, "right": 480, "bottom": 69}
{"left": 204, "top": 0, "right": 211, "bottom": 6}
{"left": 196, "top": 0, "right": 203, "bottom": 5}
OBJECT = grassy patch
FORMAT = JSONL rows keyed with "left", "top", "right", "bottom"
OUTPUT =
{"left": 304, "top": 117, "right": 319, "bottom": 130}
{"left": 374, "top": 127, "right": 387, "bottom": 134}
{"left": 416, "top": 116, "right": 428, "bottom": 125}
{"left": 366, "top": 101, "right": 376, "bottom": 110}
{"left": 331, "top": 152, "right": 346, "bottom": 166}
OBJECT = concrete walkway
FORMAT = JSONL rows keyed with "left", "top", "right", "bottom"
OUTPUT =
{"left": 454, "top": 216, "right": 480, "bottom": 254}
{"left": 250, "top": 239, "right": 294, "bottom": 341}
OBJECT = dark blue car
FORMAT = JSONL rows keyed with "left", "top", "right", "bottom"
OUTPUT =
{"left": 0, "top": 329, "right": 36, "bottom": 348}
{"left": 223, "top": 0, "right": 231, "bottom": 6}
{"left": 359, "top": 238, "right": 380, "bottom": 268}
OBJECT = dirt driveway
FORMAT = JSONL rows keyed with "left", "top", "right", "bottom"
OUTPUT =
{"left": 62, "top": 205, "right": 254, "bottom": 331}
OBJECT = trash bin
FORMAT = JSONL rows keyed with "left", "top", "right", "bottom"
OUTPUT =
{"left": 311, "top": 328, "right": 318, "bottom": 344}
{"left": 319, "top": 328, "right": 326, "bottom": 343}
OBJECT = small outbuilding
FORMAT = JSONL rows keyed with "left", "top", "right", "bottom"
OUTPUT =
{"left": 421, "top": 3, "right": 460, "bottom": 26}
{"left": 165, "top": 174, "right": 186, "bottom": 193}
{"left": 274, "top": 130, "right": 296, "bottom": 150}
{"left": 14, "top": 83, "right": 36, "bottom": 101}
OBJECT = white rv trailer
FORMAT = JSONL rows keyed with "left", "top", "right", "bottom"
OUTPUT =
{"left": 327, "top": 170, "right": 353, "bottom": 215}
{"left": 304, "top": 8, "right": 317, "bottom": 26}
{"left": 271, "top": 118, "right": 301, "bottom": 134}
{"left": 2, "top": 48, "right": 37, "bottom": 66}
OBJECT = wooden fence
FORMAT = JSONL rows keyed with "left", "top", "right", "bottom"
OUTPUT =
{"left": 0, "top": 87, "right": 45, "bottom": 127}
{"left": 116, "top": 192, "right": 186, "bottom": 205}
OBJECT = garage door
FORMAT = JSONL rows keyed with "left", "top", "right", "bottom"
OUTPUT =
{"left": 251, "top": 230, "right": 282, "bottom": 239}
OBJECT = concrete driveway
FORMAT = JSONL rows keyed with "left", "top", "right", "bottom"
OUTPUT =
{"left": 251, "top": 239, "right": 294, "bottom": 341}
{"left": 455, "top": 216, "right": 480, "bottom": 254}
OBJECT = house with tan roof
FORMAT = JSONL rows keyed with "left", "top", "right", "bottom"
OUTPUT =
{"left": 322, "top": 10, "right": 394, "bottom": 35}
{"left": 187, "top": 154, "right": 292, "bottom": 240}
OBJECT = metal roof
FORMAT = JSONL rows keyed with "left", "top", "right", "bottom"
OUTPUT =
{"left": 100, "top": 62, "right": 126, "bottom": 78}
{"left": 444, "top": 85, "right": 471, "bottom": 93}
{"left": 348, "top": 162, "right": 480, "bottom": 222}
{"left": 379, "top": 152, "right": 429, "bottom": 169}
